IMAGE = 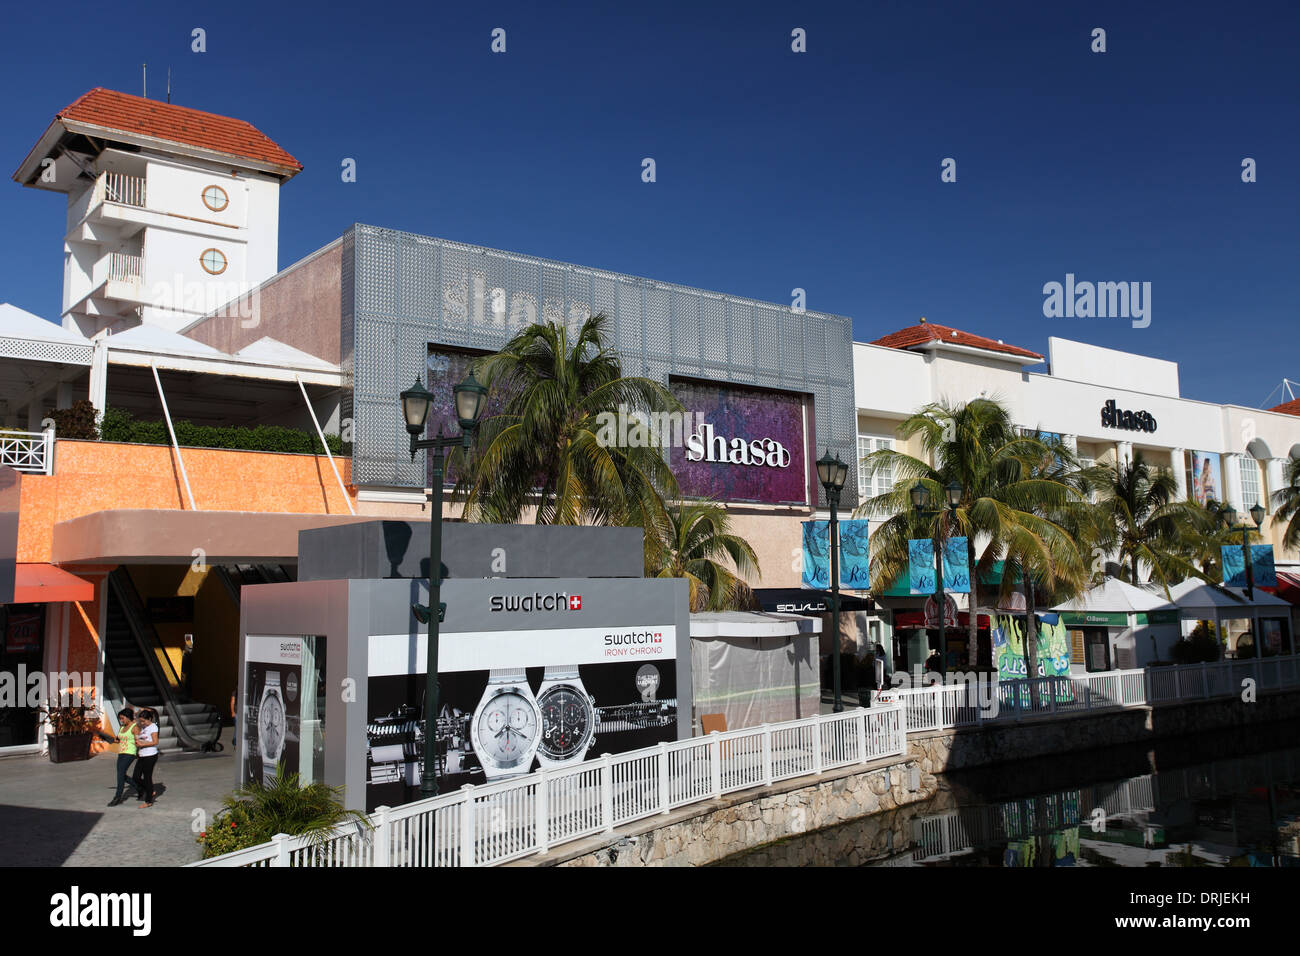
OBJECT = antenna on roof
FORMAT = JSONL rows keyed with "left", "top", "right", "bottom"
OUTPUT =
{"left": 142, "top": 63, "right": 147, "bottom": 99}
{"left": 1262, "top": 378, "right": 1300, "bottom": 408}
{"left": 167, "top": 67, "right": 171, "bottom": 104}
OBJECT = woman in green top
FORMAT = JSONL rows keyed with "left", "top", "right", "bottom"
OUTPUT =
{"left": 105, "top": 708, "right": 139, "bottom": 807}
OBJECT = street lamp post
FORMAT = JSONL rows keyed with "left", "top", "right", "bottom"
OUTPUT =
{"left": 400, "top": 370, "right": 488, "bottom": 796}
{"left": 910, "top": 480, "right": 964, "bottom": 677}
{"left": 1213, "top": 501, "right": 1266, "bottom": 601}
{"left": 817, "top": 450, "right": 849, "bottom": 713}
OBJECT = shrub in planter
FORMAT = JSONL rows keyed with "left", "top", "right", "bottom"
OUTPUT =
{"left": 42, "top": 400, "right": 100, "bottom": 440}
{"left": 198, "top": 764, "right": 371, "bottom": 860}
{"left": 41, "top": 694, "right": 101, "bottom": 763}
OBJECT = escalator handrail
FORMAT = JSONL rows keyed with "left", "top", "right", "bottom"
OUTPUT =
{"left": 106, "top": 569, "right": 217, "bottom": 750}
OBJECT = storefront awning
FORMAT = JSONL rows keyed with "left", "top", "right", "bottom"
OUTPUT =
{"left": 894, "top": 610, "right": 991, "bottom": 629}
{"left": 13, "top": 564, "right": 94, "bottom": 603}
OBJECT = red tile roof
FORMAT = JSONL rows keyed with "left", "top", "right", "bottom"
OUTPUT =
{"left": 869, "top": 320, "right": 1043, "bottom": 361}
{"left": 55, "top": 88, "right": 301, "bottom": 173}
{"left": 1270, "top": 398, "right": 1300, "bottom": 417}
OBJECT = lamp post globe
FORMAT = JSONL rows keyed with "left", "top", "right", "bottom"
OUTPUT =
{"left": 400, "top": 377, "right": 435, "bottom": 436}
{"left": 910, "top": 481, "right": 929, "bottom": 511}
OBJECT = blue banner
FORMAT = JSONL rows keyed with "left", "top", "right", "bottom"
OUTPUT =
{"left": 943, "top": 536, "right": 971, "bottom": 593}
{"left": 801, "top": 520, "right": 871, "bottom": 590}
{"left": 909, "top": 538, "right": 936, "bottom": 594}
{"left": 1222, "top": 544, "right": 1277, "bottom": 589}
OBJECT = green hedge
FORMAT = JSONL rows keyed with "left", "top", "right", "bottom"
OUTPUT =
{"left": 99, "top": 406, "right": 345, "bottom": 455}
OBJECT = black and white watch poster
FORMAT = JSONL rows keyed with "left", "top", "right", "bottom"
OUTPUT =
{"left": 243, "top": 635, "right": 304, "bottom": 788}
{"left": 365, "top": 625, "right": 678, "bottom": 810}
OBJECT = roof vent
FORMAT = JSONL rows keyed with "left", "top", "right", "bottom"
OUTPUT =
{"left": 919, "top": 316, "right": 926, "bottom": 324}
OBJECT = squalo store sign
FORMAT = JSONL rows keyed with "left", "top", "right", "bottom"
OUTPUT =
{"left": 671, "top": 379, "right": 810, "bottom": 505}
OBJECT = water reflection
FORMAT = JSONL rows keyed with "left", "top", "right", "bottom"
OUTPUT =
{"left": 714, "top": 721, "right": 1300, "bottom": 867}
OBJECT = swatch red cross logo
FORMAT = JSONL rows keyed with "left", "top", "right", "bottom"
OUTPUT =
{"left": 569, "top": 595, "right": 582, "bottom": 610}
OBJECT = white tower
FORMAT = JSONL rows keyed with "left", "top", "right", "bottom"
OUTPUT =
{"left": 13, "top": 88, "right": 301, "bottom": 336}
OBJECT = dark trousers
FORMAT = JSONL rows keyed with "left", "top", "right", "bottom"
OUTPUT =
{"left": 133, "top": 755, "right": 159, "bottom": 804}
{"left": 114, "top": 754, "right": 137, "bottom": 800}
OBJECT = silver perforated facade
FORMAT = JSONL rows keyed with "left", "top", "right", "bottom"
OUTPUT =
{"left": 342, "top": 223, "right": 859, "bottom": 510}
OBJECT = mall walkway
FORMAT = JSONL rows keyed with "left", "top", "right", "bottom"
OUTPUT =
{"left": 0, "top": 748, "right": 234, "bottom": 866}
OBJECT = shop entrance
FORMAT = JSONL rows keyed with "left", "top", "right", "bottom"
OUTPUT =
{"left": 0, "top": 604, "right": 45, "bottom": 748}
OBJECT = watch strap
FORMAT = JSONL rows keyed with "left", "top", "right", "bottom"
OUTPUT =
{"left": 488, "top": 668, "right": 527, "bottom": 684}
{"left": 542, "top": 664, "right": 580, "bottom": 681}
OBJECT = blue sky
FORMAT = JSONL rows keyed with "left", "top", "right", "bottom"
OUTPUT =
{"left": 2, "top": 0, "right": 1296, "bottom": 408}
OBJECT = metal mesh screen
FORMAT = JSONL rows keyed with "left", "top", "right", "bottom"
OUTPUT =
{"left": 347, "top": 224, "right": 859, "bottom": 508}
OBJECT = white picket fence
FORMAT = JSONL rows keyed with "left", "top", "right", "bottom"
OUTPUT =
{"left": 192, "top": 705, "right": 906, "bottom": 868}
{"left": 193, "top": 653, "right": 1300, "bottom": 868}
{"left": 897, "top": 653, "right": 1300, "bottom": 733}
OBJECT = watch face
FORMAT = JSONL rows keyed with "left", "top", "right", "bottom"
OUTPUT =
{"left": 539, "top": 686, "right": 593, "bottom": 760}
{"left": 259, "top": 692, "right": 285, "bottom": 757}
{"left": 474, "top": 690, "right": 538, "bottom": 769}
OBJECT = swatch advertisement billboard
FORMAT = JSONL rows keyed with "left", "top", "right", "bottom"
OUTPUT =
{"left": 364, "top": 582, "right": 681, "bottom": 810}
{"left": 669, "top": 379, "right": 810, "bottom": 506}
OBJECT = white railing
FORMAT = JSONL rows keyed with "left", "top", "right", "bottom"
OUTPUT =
{"left": 95, "top": 171, "right": 146, "bottom": 209}
{"left": 194, "top": 652, "right": 1300, "bottom": 868}
{"left": 107, "top": 251, "right": 142, "bottom": 284}
{"left": 897, "top": 653, "right": 1300, "bottom": 732}
{"left": 0, "top": 428, "right": 54, "bottom": 474}
{"left": 190, "top": 705, "right": 907, "bottom": 868}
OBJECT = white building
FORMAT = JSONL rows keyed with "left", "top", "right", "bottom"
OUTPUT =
{"left": 12, "top": 88, "right": 300, "bottom": 337}
{"left": 855, "top": 318, "right": 1300, "bottom": 560}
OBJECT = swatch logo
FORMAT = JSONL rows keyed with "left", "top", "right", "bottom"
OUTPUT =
{"left": 603, "top": 630, "right": 663, "bottom": 646}
{"left": 489, "top": 592, "right": 582, "bottom": 613}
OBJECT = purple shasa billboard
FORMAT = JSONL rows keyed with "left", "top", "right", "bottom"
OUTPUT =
{"left": 670, "top": 380, "right": 809, "bottom": 506}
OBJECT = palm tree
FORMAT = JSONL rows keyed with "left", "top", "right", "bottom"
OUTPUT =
{"left": 855, "top": 398, "right": 1088, "bottom": 670}
{"left": 457, "top": 313, "right": 680, "bottom": 527}
{"left": 1090, "top": 454, "right": 1209, "bottom": 592}
{"left": 1270, "top": 455, "right": 1300, "bottom": 554}
{"left": 644, "top": 501, "right": 760, "bottom": 611}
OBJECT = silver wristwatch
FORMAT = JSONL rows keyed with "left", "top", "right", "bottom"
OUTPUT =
{"left": 469, "top": 668, "right": 542, "bottom": 781}
{"left": 535, "top": 665, "right": 597, "bottom": 769}
{"left": 258, "top": 671, "right": 286, "bottom": 785}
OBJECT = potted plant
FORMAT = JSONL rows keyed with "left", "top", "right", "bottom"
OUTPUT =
{"left": 41, "top": 693, "right": 101, "bottom": 763}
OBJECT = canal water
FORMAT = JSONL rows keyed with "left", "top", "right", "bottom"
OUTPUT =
{"left": 713, "top": 719, "right": 1300, "bottom": 867}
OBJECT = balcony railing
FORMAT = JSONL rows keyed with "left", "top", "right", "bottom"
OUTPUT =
{"left": 107, "top": 251, "right": 143, "bottom": 285}
{"left": 94, "top": 171, "right": 146, "bottom": 209}
{"left": 0, "top": 429, "right": 54, "bottom": 474}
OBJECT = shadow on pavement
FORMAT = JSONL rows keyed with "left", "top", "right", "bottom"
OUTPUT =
{"left": 0, "top": 805, "right": 102, "bottom": 866}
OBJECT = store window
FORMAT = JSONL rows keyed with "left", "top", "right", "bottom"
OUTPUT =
{"left": 0, "top": 605, "right": 46, "bottom": 748}
{"left": 1239, "top": 456, "right": 1263, "bottom": 510}
{"left": 201, "top": 185, "right": 229, "bottom": 212}
{"left": 857, "top": 435, "right": 894, "bottom": 512}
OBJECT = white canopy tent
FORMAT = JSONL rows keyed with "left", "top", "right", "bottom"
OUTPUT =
{"left": 689, "top": 611, "right": 822, "bottom": 732}
{"left": 1158, "top": 580, "right": 1294, "bottom": 658}
{"left": 1052, "top": 577, "right": 1181, "bottom": 670}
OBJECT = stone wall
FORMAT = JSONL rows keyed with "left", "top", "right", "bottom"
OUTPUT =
{"left": 550, "top": 760, "right": 938, "bottom": 867}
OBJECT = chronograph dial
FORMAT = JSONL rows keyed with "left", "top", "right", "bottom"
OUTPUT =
{"left": 257, "top": 671, "right": 286, "bottom": 785}
{"left": 535, "top": 666, "right": 597, "bottom": 768}
{"left": 469, "top": 670, "right": 542, "bottom": 780}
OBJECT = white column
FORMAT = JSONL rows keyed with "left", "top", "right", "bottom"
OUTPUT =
{"left": 1267, "top": 458, "right": 1286, "bottom": 513}
{"left": 1062, "top": 434, "right": 1078, "bottom": 456}
{"left": 1171, "top": 448, "right": 1187, "bottom": 500}
{"left": 55, "top": 382, "right": 73, "bottom": 410}
{"left": 1115, "top": 441, "right": 1133, "bottom": 468}
{"left": 88, "top": 337, "right": 109, "bottom": 421}
{"left": 1223, "top": 453, "right": 1245, "bottom": 512}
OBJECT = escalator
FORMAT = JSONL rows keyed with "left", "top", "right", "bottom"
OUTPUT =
{"left": 103, "top": 569, "right": 223, "bottom": 753}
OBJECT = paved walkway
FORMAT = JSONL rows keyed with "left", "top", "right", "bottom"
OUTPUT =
{"left": 0, "top": 748, "right": 236, "bottom": 867}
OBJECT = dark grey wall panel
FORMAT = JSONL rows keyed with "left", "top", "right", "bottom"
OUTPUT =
{"left": 344, "top": 224, "right": 859, "bottom": 509}
{"left": 297, "top": 520, "right": 644, "bottom": 582}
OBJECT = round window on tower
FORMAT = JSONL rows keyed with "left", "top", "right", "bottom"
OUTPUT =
{"left": 200, "top": 248, "right": 228, "bottom": 275}
{"left": 201, "top": 185, "right": 229, "bottom": 212}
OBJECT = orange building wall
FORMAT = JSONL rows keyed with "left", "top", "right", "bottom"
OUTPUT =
{"left": 18, "top": 440, "right": 355, "bottom": 563}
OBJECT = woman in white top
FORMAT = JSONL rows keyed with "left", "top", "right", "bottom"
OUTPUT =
{"left": 132, "top": 708, "right": 161, "bottom": 808}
